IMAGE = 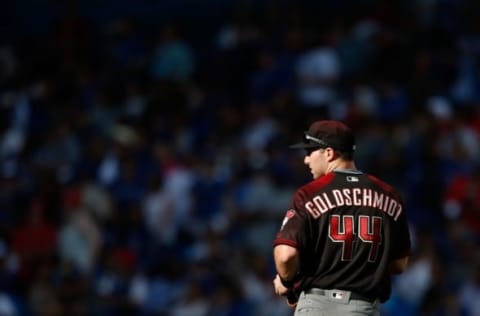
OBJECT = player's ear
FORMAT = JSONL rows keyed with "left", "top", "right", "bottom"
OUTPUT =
{"left": 325, "top": 147, "right": 337, "bottom": 161}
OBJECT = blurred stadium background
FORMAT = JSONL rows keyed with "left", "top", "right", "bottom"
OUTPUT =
{"left": 1, "top": 0, "right": 480, "bottom": 315}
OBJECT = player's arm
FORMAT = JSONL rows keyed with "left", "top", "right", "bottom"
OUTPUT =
{"left": 273, "top": 244, "right": 301, "bottom": 307}
{"left": 389, "top": 255, "right": 409, "bottom": 274}
{"left": 274, "top": 244, "right": 300, "bottom": 281}
{"left": 388, "top": 194, "right": 411, "bottom": 275}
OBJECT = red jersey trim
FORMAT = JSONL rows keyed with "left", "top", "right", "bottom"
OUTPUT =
{"left": 367, "top": 174, "right": 401, "bottom": 200}
{"left": 273, "top": 238, "right": 298, "bottom": 248}
{"left": 294, "top": 172, "right": 336, "bottom": 206}
{"left": 306, "top": 172, "right": 336, "bottom": 193}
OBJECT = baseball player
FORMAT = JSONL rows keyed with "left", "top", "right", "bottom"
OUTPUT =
{"left": 273, "top": 120, "right": 411, "bottom": 315}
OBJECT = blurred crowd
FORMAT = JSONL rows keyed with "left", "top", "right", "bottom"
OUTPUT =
{"left": 1, "top": 0, "right": 480, "bottom": 315}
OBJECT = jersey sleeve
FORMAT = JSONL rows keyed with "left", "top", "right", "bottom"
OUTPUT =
{"left": 390, "top": 200, "right": 412, "bottom": 260}
{"left": 273, "top": 188, "right": 310, "bottom": 250}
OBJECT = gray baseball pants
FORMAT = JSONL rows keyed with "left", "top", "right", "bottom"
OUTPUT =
{"left": 294, "top": 288, "right": 381, "bottom": 316}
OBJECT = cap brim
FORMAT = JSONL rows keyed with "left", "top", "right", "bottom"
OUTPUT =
{"left": 289, "top": 142, "right": 323, "bottom": 149}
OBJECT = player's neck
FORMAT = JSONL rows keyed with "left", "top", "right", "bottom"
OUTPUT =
{"left": 326, "top": 159, "right": 356, "bottom": 174}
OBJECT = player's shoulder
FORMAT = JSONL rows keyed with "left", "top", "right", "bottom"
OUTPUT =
{"left": 294, "top": 172, "right": 336, "bottom": 201}
{"left": 365, "top": 173, "right": 402, "bottom": 198}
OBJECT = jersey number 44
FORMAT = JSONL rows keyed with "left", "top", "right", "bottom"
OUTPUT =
{"left": 328, "top": 215, "right": 382, "bottom": 262}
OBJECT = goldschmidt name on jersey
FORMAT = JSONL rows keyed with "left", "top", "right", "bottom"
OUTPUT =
{"left": 304, "top": 188, "right": 402, "bottom": 221}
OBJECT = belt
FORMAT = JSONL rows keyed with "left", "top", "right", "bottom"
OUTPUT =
{"left": 306, "top": 288, "right": 377, "bottom": 303}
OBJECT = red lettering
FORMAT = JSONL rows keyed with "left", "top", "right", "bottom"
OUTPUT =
{"left": 329, "top": 215, "right": 383, "bottom": 262}
{"left": 358, "top": 215, "right": 382, "bottom": 262}
{"left": 329, "top": 215, "right": 355, "bottom": 261}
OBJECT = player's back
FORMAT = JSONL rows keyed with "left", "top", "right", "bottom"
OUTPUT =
{"left": 293, "top": 169, "right": 410, "bottom": 302}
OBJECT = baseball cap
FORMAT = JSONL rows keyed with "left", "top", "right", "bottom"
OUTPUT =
{"left": 290, "top": 120, "right": 356, "bottom": 152}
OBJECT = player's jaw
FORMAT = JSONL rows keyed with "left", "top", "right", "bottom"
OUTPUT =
{"left": 304, "top": 149, "right": 327, "bottom": 179}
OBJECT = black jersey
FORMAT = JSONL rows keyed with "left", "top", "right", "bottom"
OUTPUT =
{"left": 274, "top": 169, "right": 411, "bottom": 302}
